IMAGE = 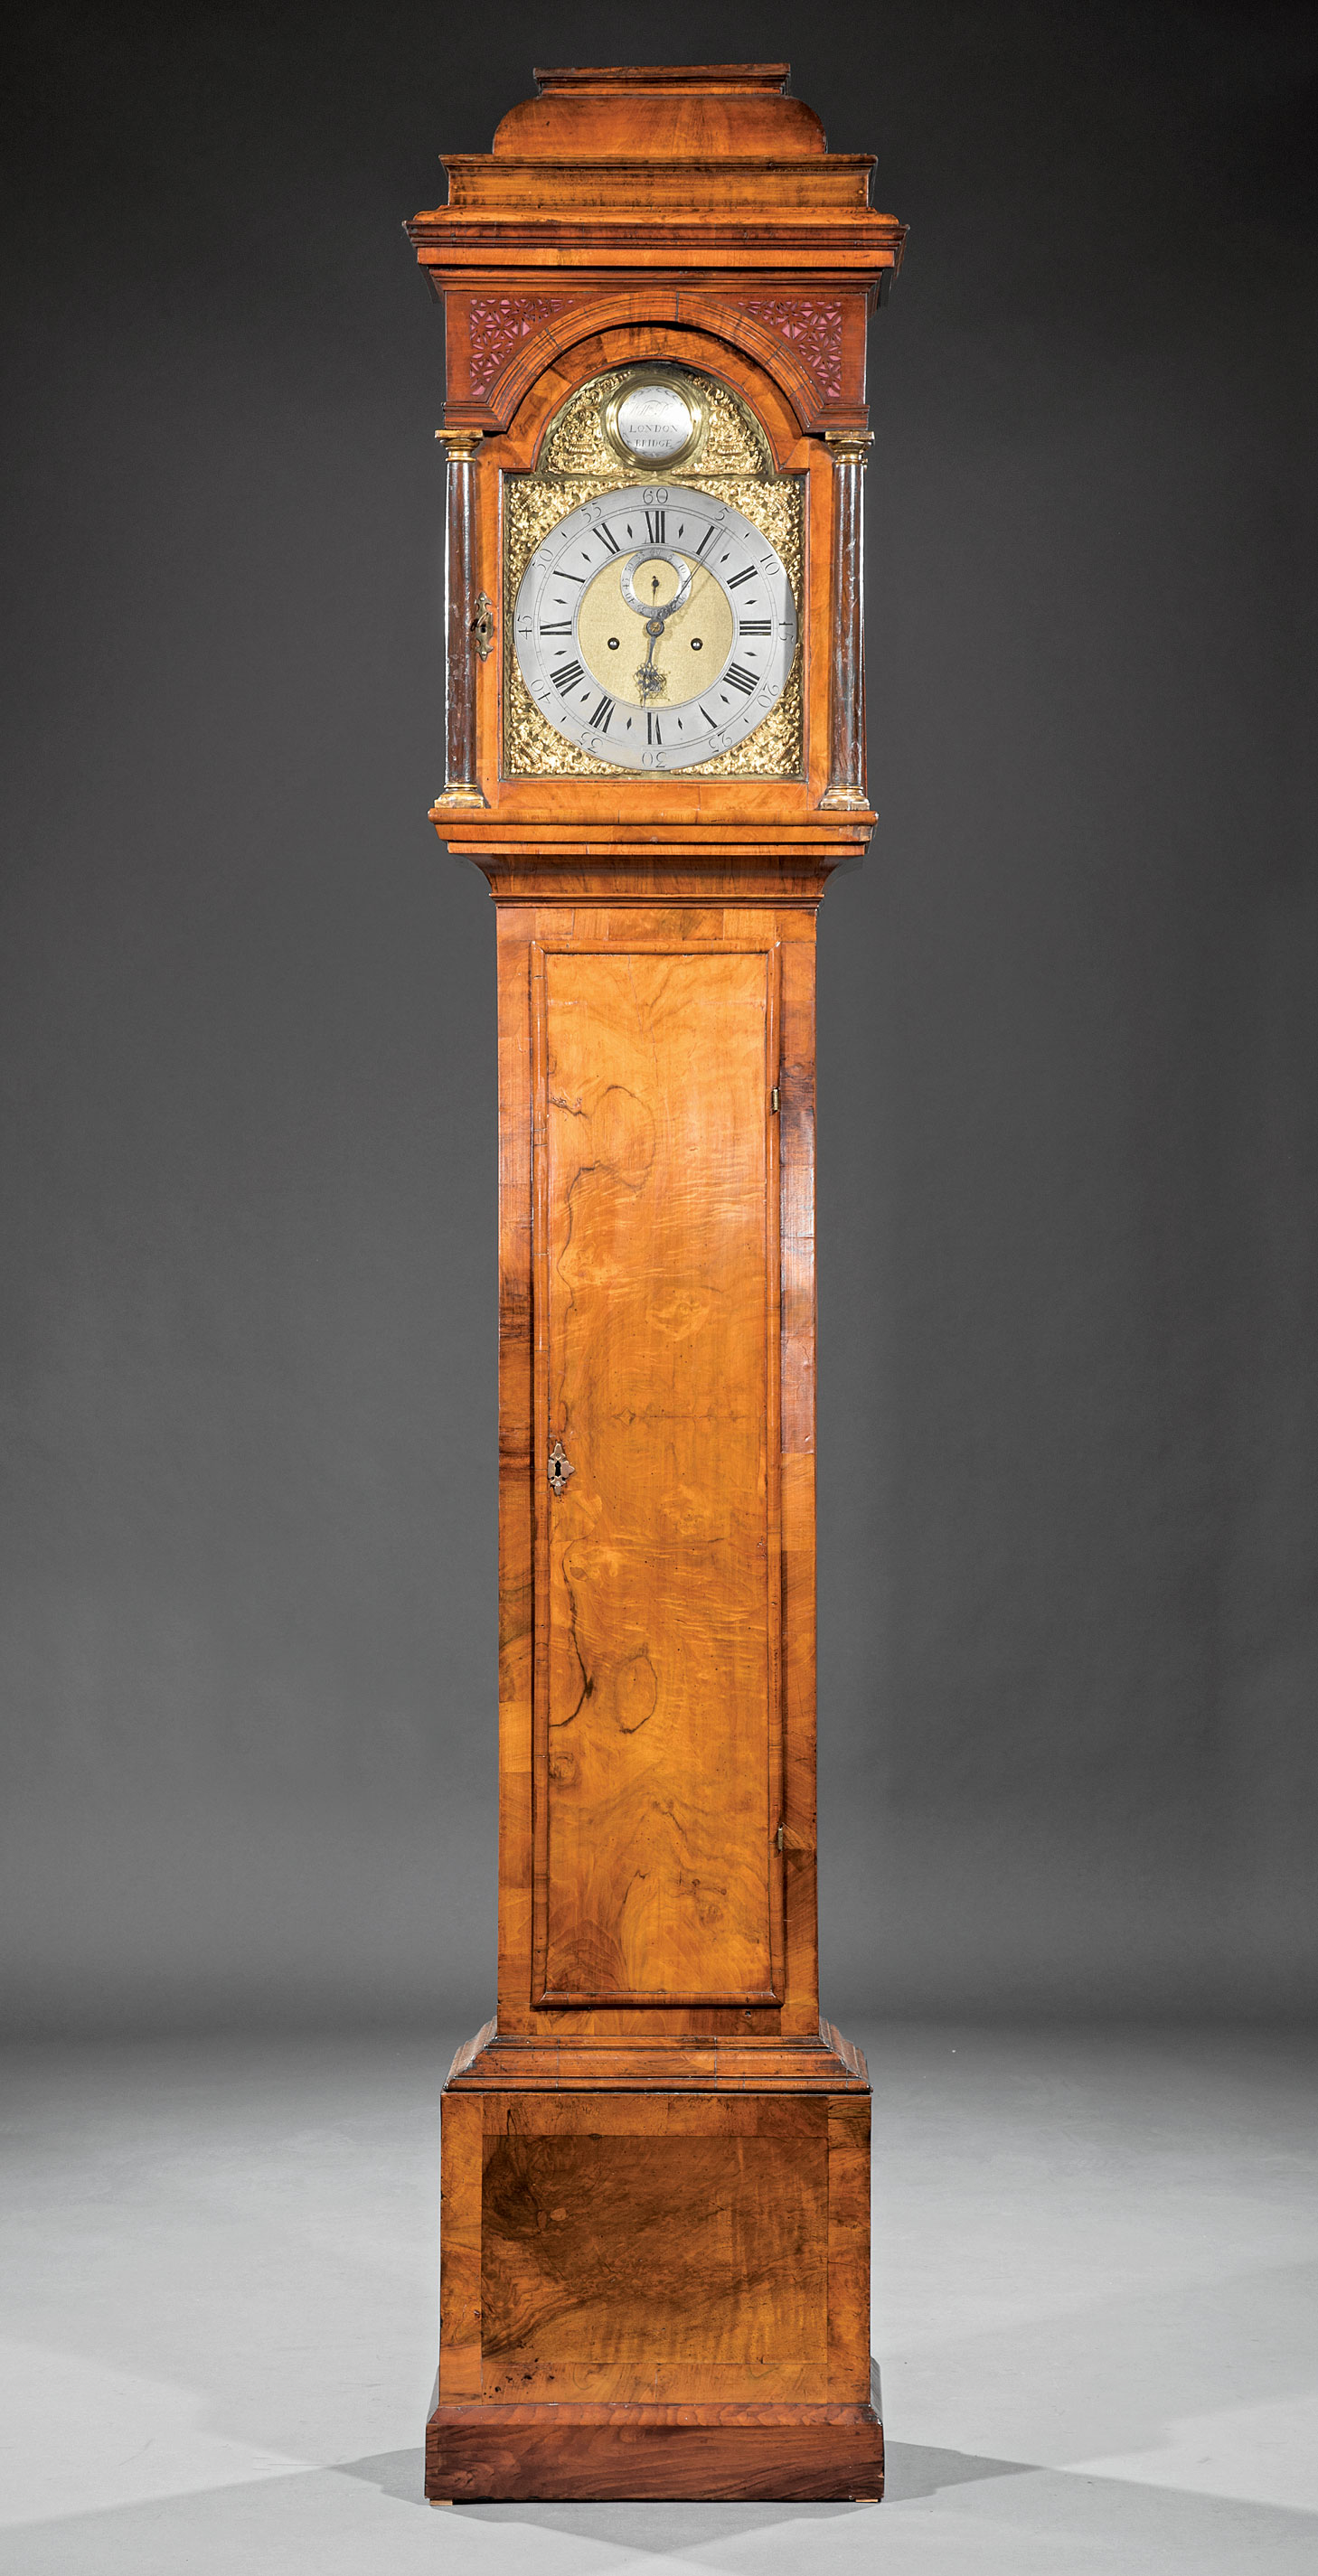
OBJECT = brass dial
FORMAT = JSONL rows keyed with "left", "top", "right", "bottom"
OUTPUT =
{"left": 511, "top": 484, "right": 796, "bottom": 773}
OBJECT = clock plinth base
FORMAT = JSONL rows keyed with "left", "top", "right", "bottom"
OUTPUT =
{"left": 431, "top": 2024, "right": 878, "bottom": 2502}
{"left": 425, "top": 2383, "right": 883, "bottom": 2504}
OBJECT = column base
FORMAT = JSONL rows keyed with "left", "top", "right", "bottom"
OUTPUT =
{"left": 816, "top": 785, "right": 874, "bottom": 813}
{"left": 430, "top": 784, "right": 488, "bottom": 812}
{"left": 426, "top": 2369, "right": 883, "bottom": 2503}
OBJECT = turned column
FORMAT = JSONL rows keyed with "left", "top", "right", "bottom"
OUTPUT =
{"left": 434, "top": 428, "right": 487, "bottom": 809}
{"left": 819, "top": 431, "right": 874, "bottom": 813}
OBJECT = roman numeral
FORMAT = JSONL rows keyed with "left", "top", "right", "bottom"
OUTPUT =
{"left": 699, "top": 705, "right": 718, "bottom": 727}
{"left": 739, "top": 619, "right": 772, "bottom": 636}
{"left": 727, "top": 566, "right": 757, "bottom": 590}
{"left": 551, "top": 660, "right": 585, "bottom": 694}
{"left": 724, "top": 663, "right": 758, "bottom": 694}
{"left": 695, "top": 525, "right": 718, "bottom": 558}
{"left": 594, "top": 522, "right": 620, "bottom": 554}
{"left": 645, "top": 509, "right": 666, "bottom": 543}
{"left": 646, "top": 713, "right": 663, "bottom": 746}
{"left": 539, "top": 620, "right": 572, "bottom": 635}
{"left": 588, "top": 693, "right": 616, "bottom": 732}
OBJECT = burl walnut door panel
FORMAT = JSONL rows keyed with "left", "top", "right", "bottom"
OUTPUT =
{"left": 532, "top": 945, "right": 782, "bottom": 2007}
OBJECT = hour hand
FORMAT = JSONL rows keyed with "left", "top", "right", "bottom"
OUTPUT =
{"left": 635, "top": 616, "right": 667, "bottom": 700}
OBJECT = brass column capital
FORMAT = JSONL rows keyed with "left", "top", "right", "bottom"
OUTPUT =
{"left": 435, "top": 428, "right": 485, "bottom": 463}
{"left": 823, "top": 431, "right": 874, "bottom": 465}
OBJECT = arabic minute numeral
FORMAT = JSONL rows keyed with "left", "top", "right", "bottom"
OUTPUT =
{"left": 725, "top": 663, "right": 758, "bottom": 696}
{"left": 551, "top": 660, "right": 585, "bottom": 694}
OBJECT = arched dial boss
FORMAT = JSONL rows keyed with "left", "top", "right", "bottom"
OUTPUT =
{"left": 513, "top": 484, "right": 797, "bottom": 773}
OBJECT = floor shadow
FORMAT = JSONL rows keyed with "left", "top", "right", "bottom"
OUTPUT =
{"left": 333, "top": 2455, "right": 871, "bottom": 2537}
{"left": 333, "top": 2449, "right": 428, "bottom": 2506}
{"left": 884, "top": 2440, "right": 1038, "bottom": 2500}
{"left": 455, "top": 2498, "right": 870, "bottom": 2544}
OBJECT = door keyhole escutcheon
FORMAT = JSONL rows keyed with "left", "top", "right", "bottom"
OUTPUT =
{"left": 547, "top": 1440, "right": 574, "bottom": 1497}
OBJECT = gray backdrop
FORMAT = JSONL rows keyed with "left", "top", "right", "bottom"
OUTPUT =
{"left": 3, "top": 0, "right": 1314, "bottom": 2035}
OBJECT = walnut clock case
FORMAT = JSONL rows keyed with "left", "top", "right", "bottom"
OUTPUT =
{"left": 407, "top": 63, "right": 905, "bottom": 2506}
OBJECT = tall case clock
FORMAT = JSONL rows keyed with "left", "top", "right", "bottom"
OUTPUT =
{"left": 407, "top": 62, "right": 905, "bottom": 2505}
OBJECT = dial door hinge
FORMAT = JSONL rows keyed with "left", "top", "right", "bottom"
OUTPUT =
{"left": 770, "top": 1083, "right": 780, "bottom": 1114}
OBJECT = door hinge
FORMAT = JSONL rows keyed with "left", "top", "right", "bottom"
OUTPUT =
{"left": 770, "top": 1084, "right": 780, "bottom": 1114}
{"left": 776, "top": 1819, "right": 786, "bottom": 1853}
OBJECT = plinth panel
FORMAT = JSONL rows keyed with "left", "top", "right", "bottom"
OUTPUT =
{"left": 483, "top": 2125, "right": 826, "bottom": 2401}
